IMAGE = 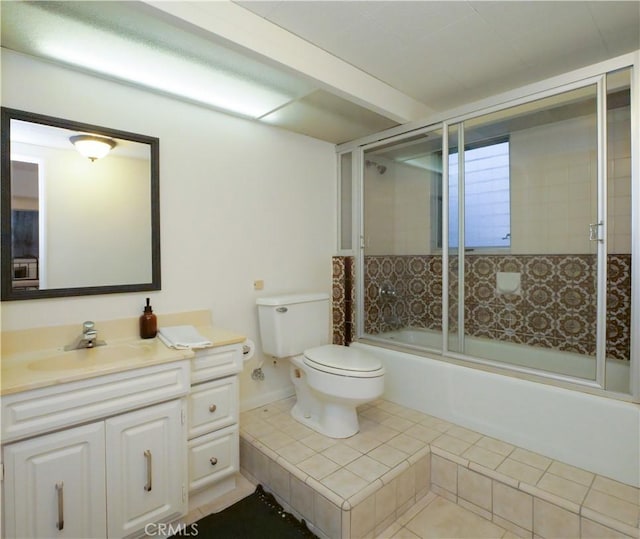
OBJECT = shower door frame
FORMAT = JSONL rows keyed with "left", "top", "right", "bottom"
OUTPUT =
{"left": 350, "top": 52, "right": 639, "bottom": 402}
{"left": 440, "top": 76, "right": 607, "bottom": 391}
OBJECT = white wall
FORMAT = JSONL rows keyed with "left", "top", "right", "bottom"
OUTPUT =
{"left": 1, "top": 50, "right": 337, "bottom": 409}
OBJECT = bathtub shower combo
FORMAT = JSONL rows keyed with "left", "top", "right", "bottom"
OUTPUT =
{"left": 335, "top": 58, "right": 639, "bottom": 485}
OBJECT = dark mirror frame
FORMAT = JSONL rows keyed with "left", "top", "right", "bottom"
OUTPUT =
{"left": 1, "top": 107, "right": 161, "bottom": 300}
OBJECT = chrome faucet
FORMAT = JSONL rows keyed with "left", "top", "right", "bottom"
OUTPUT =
{"left": 64, "top": 321, "right": 106, "bottom": 351}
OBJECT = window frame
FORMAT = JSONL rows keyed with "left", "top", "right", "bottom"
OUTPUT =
{"left": 436, "top": 135, "right": 512, "bottom": 252}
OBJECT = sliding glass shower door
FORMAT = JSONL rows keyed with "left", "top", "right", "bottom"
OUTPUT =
{"left": 447, "top": 84, "right": 601, "bottom": 384}
{"left": 355, "top": 68, "right": 633, "bottom": 396}
{"left": 361, "top": 129, "right": 444, "bottom": 351}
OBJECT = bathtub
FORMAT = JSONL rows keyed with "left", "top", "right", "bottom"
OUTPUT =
{"left": 352, "top": 336, "right": 640, "bottom": 487}
{"left": 372, "top": 327, "right": 630, "bottom": 393}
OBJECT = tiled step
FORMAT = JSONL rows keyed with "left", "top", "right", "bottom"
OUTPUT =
{"left": 239, "top": 398, "right": 640, "bottom": 539}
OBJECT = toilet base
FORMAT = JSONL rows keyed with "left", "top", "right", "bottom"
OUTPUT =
{"left": 291, "top": 401, "right": 359, "bottom": 439}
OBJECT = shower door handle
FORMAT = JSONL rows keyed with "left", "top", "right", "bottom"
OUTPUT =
{"left": 589, "top": 222, "right": 603, "bottom": 242}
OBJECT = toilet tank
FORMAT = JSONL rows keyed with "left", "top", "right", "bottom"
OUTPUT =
{"left": 256, "top": 293, "right": 330, "bottom": 358}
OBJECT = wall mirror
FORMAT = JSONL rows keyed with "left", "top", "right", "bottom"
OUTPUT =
{"left": 1, "top": 107, "right": 160, "bottom": 300}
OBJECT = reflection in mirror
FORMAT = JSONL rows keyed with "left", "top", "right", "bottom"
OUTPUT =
{"left": 1, "top": 108, "right": 160, "bottom": 300}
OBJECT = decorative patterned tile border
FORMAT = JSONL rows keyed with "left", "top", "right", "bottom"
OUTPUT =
{"left": 353, "top": 254, "right": 631, "bottom": 361}
{"left": 332, "top": 256, "right": 355, "bottom": 346}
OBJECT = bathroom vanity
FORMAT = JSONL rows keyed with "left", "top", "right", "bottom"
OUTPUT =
{"left": 0, "top": 313, "right": 245, "bottom": 539}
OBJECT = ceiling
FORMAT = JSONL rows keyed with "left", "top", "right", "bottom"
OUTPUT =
{"left": 2, "top": 1, "right": 639, "bottom": 145}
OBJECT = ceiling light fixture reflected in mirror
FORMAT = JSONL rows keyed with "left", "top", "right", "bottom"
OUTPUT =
{"left": 69, "top": 134, "right": 116, "bottom": 162}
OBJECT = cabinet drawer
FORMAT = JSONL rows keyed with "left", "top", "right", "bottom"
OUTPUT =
{"left": 2, "top": 361, "right": 190, "bottom": 443}
{"left": 191, "top": 345, "right": 242, "bottom": 384}
{"left": 188, "top": 377, "right": 238, "bottom": 439}
{"left": 188, "top": 424, "right": 238, "bottom": 493}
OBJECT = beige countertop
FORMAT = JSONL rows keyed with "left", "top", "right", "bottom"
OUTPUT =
{"left": 1, "top": 314, "right": 246, "bottom": 396}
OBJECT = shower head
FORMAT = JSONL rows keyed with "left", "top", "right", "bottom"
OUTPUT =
{"left": 365, "top": 159, "right": 386, "bottom": 175}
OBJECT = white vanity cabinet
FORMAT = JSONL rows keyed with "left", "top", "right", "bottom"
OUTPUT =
{"left": 187, "top": 344, "right": 243, "bottom": 508}
{"left": 1, "top": 360, "right": 190, "bottom": 539}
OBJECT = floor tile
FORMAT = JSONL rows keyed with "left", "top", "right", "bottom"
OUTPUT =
{"left": 300, "top": 431, "right": 337, "bottom": 452}
{"left": 396, "top": 408, "right": 430, "bottom": 423}
{"left": 537, "top": 472, "right": 589, "bottom": 504}
{"left": 277, "top": 440, "right": 317, "bottom": 464}
{"left": 297, "top": 453, "right": 341, "bottom": 480}
{"left": 475, "top": 436, "right": 515, "bottom": 457}
{"left": 509, "top": 447, "right": 552, "bottom": 471}
{"left": 463, "top": 445, "right": 507, "bottom": 470}
{"left": 343, "top": 431, "right": 384, "bottom": 453}
{"left": 405, "top": 496, "right": 507, "bottom": 538}
{"left": 322, "top": 442, "right": 363, "bottom": 466}
{"left": 583, "top": 488, "right": 639, "bottom": 527}
{"left": 347, "top": 454, "right": 390, "bottom": 482}
{"left": 419, "top": 415, "right": 454, "bottom": 432}
{"left": 382, "top": 415, "right": 417, "bottom": 432}
{"left": 375, "top": 400, "right": 407, "bottom": 415}
{"left": 361, "top": 406, "right": 395, "bottom": 423}
{"left": 430, "top": 433, "right": 472, "bottom": 455}
{"left": 368, "top": 443, "right": 409, "bottom": 468}
{"left": 546, "top": 460, "right": 595, "bottom": 487}
{"left": 447, "top": 425, "right": 483, "bottom": 444}
{"left": 321, "top": 468, "right": 368, "bottom": 499}
{"left": 497, "top": 457, "right": 545, "bottom": 485}
{"left": 366, "top": 423, "right": 401, "bottom": 442}
{"left": 405, "top": 424, "right": 442, "bottom": 443}
{"left": 387, "top": 433, "right": 427, "bottom": 455}
{"left": 259, "top": 430, "right": 295, "bottom": 451}
{"left": 591, "top": 475, "right": 640, "bottom": 502}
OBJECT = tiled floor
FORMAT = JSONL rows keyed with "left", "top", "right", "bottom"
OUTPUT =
{"left": 186, "top": 473, "right": 518, "bottom": 538}
{"left": 238, "top": 397, "right": 640, "bottom": 538}
{"left": 381, "top": 492, "right": 517, "bottom": 538}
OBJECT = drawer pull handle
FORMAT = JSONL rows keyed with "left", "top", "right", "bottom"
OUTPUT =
{"left": 144, "top": 450, "right": 153, "bottom": 492}
{"left": 210, "top": 457, "right": 218, "bottom": 466}
{"left": 209, "top": 404, "right": 217, "bottom": 413}
{"left": 55, "top": 481, "right": 64, "bottom": 531}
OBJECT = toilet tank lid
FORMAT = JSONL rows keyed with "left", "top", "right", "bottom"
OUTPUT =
{"left": 256, "top": 293, "right": 329, "bottom": 306}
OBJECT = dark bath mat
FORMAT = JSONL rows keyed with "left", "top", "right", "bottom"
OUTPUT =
{"left": 171, "top": 484, "right": 318, "bottom": 538}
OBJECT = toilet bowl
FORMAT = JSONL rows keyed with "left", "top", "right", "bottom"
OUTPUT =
{"left": 289, "top": 344, "right": 385, "bottom": 438}
{"left": 256, "top": 293, "right": 386, "bottom": 438}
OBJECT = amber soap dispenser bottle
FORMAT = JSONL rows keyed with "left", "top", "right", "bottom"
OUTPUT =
{"left": 140, "top": 297, "right": 157, "bottom": 339}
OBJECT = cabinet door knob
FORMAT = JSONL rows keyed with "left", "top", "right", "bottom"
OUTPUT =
{"left": 55, "top": 481, "right": 64, "bottom": 531}
{"left": 209, "top": 404, "right": 217, "bottom": 413}
{"left": 210, "top": 457, "right": 218, "bottom": 466}
{"left": 144, "top": 449, "right": 153, "bottom": 492}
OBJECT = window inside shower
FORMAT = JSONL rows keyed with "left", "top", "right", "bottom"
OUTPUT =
{"left": 353, "top": 66, "right": 634, "bottom": 397}
{"left": 446, "top": 139, "right": 511, "bottom": 250}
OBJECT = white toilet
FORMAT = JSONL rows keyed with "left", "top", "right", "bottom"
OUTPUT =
{"left": 256, "top": 293, "right": 385, "bottom": 438}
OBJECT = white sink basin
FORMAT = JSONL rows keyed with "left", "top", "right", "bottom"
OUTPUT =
{"left": 27, "top": 342, "right": 155, "bottom": 372}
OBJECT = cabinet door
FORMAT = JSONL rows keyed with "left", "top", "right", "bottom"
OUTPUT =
{"left": 105, "top": 399, "right": 186, "bottom": 539}
{"left": 3, "top": 422, "right": 106, "bottom": 539}
{"left": 188, "top": 376, "right": 238, "bottom": 439}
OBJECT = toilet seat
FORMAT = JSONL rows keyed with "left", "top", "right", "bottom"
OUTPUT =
{"left": 303, "top": 345, "right": 385, "bottom": 378}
